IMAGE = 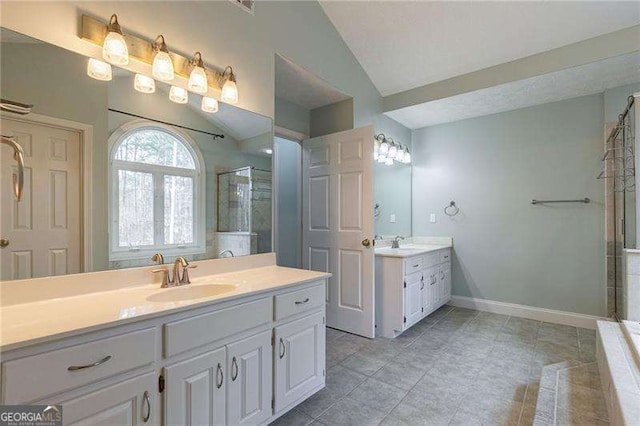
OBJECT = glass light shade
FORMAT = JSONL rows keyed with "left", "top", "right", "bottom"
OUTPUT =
{"left": 403, "top": 149, "right": 411, "bottom": 164}
{"left": 87, "top": 58, "right": 112, "bottom": 81}
{"left": 379, "top": 140, "right": 389, "bottom": 155}
{"left": 169, "top": 86, "right": 188, "bottom": 104}
{"left": 102, "top": 31, "right": 129, "bottom": 65}
{"left": 377, "top": 153, "right": 387, "bottom": 163}
{"left": 395, "top": 145, "right": 405, "bottom": 162}
{"left": 152, "top": 51, "right": 174, "bottom": 81}
{"left": 134, "top": 74, "right": 155, "bottom": 93}
{"left": 221, "top": 79, "right": 239, "bottom": 104}
{"left": 201, "top": 96, "right": 219, "bottom": 113}
{"left": 188, "top": 66, "right": 208, "bottom": 94}
{"left": 388, "top": 143, "right": 398, "bottom": 158}
{"left": 385, "top": 156, "right": 394, "bottom": 166}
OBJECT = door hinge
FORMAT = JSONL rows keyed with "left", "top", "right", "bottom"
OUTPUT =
{"left": 421, "top": 307, "right": 424, "bottom": 312}
{"left": 403, "top": 316, "right": 406, "bottom": 323}
{"left": 403, "top": 281, "right": 406, "bottom": 288}
{"left": 271, "top": 397, "right": 275, "bottom": 410}
{"left": 271, "top": 329, "right": 275, "bottom": 346}
{"left": 323, "top": 316, "right": 325, "bottom": 325}
{"left": 158, "top": 374, "right": 165, "bottom": 393}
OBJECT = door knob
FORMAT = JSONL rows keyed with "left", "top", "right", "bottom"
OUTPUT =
{"left": 0, "top": 239, "right": 8, "bottom": 248}
{"left": 362, "top": 238, "right": 371, "bottom": 247}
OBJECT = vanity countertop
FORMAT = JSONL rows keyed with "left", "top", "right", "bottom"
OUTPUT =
{"left": 0, "top": 261, "right": 330, "bottom": 351}
{"left": 375, "top": 244, "right": 452, "bottom": 258}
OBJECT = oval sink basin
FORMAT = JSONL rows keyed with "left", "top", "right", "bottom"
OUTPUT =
{"left": 147, "top": 284, "right": 236, "bottom": 303}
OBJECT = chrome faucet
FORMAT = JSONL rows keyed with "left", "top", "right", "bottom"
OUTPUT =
{"left": 151, "top": 252, "right": 164, "bottom": 265}
{"left": 152, "top": 256, "right": 197, "bottom": 288}
{"left": 391, "top": 235, "right": 405, "bottom": 249}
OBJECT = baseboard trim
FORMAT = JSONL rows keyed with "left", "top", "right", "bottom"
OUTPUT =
{"left": 449, "top": 296, "right": 610, "bottom": 329}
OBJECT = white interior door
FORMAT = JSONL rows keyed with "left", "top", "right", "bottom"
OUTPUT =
{"left": 302, "top": 125, "right": 375, "bottom": 338}
{"left": 0, "top": 117, "right": 81, "bottom": 280}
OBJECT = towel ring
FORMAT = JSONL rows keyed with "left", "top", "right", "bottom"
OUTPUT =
{"left": 444, "top": 201, "right": 459, "bottom": 216}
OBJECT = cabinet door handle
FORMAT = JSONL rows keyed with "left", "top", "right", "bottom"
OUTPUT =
{"left": 279, "top": 338, "right": 286, "bottom": 359}
{"left": 420, "top": 282, "right": 424, "bottom": 290}
{"left": 142, "top": 390, "right": 151, "bottom": 423}
{"left": 68, "top": 355, "right": 112, "bottom": 371}
{"left": 231, "top": 356, "right": 238, "bottom": 381}
{"left": 216, "top": 363, "right": 224, "bottom": 389}
{"left": 295, "top": 298, "right": 310, "bottom": 305}
{"left": 440, "top": 271, "right": 445, "bottom": 280}
{"left": 413, "top": 264, "right": 419, "bottom": 268}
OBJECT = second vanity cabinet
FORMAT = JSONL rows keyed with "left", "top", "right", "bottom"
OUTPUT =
{"left": 376, "top": 248, "right": 451, "bottom": 338}
{"left": 1, "top": 279, "right": 327, "bottom": 426}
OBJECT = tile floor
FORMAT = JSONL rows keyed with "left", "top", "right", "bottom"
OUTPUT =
{"left": 271, "top": 305, "right": 605, "bottom": 426}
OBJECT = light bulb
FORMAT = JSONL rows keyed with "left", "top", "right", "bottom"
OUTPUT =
{"left": 395, "top": 144, "right": 405, "bottom": 162}
{"left": 201, "top": 96, "right": 219, "bottom": 113}
{"left": 379, "top": 139, "right": 389, "bottom": 155}
{"left": 388, "top": 142, "right": 398, "bottom": 158}
{"left": 188, "top": 53, "right": 208, "bottom": 94}
{"left": 153, "top": 51, "right": 174, "bottom": 81}
{"left": 169, "top": 86, "right": 188, "bottom": 104}
{"left": 403, "top": 150, "right": 411, "bottom": 164}
{"left": 102, "top": 14, "right": 129, "bottom": 65}
{"left": 221, "top": 79, "right": 238, "bottom": 104}
{"left": 134, "top": 74, "right": 155, "bottom": 93}
{"left": 152, "top": 35, "right": 174, "bottom": 81}
{"left": 377, "top": 153, "right": 387, "bottom": 163}
{"left": 385, "top": 156, "right": 394, "bottom": 165}
{"left": 87, "top": 58, "right": 112, "bottom": 81}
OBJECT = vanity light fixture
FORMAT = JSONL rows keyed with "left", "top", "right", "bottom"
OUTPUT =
{"left": 388, "top": 140, "right": 398, "bottom": 159}
{"left": 87, "top": 58, "right": 112, "bottom": 81}
{"left": 169, "top": 86, "right": 188, "bottom": 104}
{"left": 188, "top": 52, "right": 209, "bottom": 94}
{"left": 134, "top": 74, "right": 156, "bottom": 93}
{"left": 403, "top": 147, "right": 411, "bottom": 164}
{"left": 201, "top": 96, "right": 219, "bottom": 113}
{"left": 152, "top": 35, "right": 175, "bottom": 81}
{"left": 376, "top": 134, "right": 389, "bottom": 156}
{"left": 102, "top": 14, "right": 129, "bottom": 65}
{"left": 395, "top": 143, "right": 405, "bottom": 162}
{"left": 220, "top": 66, "right": 239, "bottom": 104}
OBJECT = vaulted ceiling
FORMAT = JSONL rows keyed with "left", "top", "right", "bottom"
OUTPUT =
{"left": 319, "top": 1, "right": 640, "bottom": 97}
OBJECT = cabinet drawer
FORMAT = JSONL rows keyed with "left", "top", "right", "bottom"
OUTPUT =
{"left": 440, "top": 250, "right": 451, "bottom": 263}
{"left": 422, "top": 253, "right": 440, "bottom": 269}
{"left": 164, "top": 297, "right": 272, "bottom": 358}
{"left": 275, "top": 283, "right": 325, "bottom": 321}
{"left": 404, "top": 257, "right": 423, "bottom": 275}
{"left": 2, "top": 328, "right": 155, "bottom": 404}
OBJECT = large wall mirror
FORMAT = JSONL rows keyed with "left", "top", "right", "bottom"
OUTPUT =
{"left": 0, "top": 28, "right": 273, "bottom": 281}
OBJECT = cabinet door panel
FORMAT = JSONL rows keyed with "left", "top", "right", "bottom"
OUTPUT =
{"left": 60, "top": 373, "right": 155, "bottom": 426}
{"left": 440, "top": 263, "right": 451, "bottom": 301}
{"left": 227, "top": 330, "right": 273, "bottom": 425}
{"left": 164, "top": 347, "right": 226, "bottom": 426}
{"left": 274, "top": 311, "right": 325, "bottom": 412}
{"left": 404, "top": 273, "right": 423, "bottom": 327}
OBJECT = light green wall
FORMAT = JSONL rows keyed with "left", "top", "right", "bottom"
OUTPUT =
{"left": 374, "top": 114, "right": 412, "bottom": 237}
{"left": 412, "top": 93, "right": 606, "bottom": 316}
{"left": 275, "top": 97, "right": 310, "bottom": 136}
{"left": 274, "top": 137, "right": 301, "bottom": 268}
{"left": 310, "top": 98, "right": 354, "bottom": 138}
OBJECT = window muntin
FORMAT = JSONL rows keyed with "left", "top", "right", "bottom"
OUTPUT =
{"left": 109, "top": 124, "right": 204, "bottom": 259}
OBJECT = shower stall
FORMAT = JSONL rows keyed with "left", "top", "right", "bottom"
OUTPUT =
{"left": 600, "top": 95, "right": 638, "bottom": 320}
{"left": 217, "top": 167, "right": 272, "bottom": 256}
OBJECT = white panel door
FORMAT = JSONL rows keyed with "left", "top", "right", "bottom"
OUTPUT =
{"left": 164, "top": 347, "right": 226, "bottom": 426}
{"left": 226, "top": 330, "right": 272, "bottom": 425}
{"left": 60, "top": 372, "right": 156, "bottom": 426}
{"left": 302, "top": 126, "right": 375, "bottom": 337}
{"left": 0, "top": 117, "right": 81, "bottom": 280}
{"left": 274, "top": 311, "right": 325, "bottom": 412}
{"left": 404, "top": 272, "right": 423, "bottom": 327}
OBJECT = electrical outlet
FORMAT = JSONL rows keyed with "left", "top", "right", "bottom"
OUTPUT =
{"left": 390, "top": 214, "right": 396, "bottom": 223}
{"left": 430, "top": 213, "right": 436, "bottom": 223}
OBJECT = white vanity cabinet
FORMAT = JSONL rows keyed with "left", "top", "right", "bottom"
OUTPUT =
{"left": 376, "top": 247, "right": 451, "bottom": 338}
{"left": 0, "top": 279, "right": 327, "bottom": 426}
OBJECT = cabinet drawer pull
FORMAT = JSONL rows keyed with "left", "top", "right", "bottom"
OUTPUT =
{"left": 231, "top": 356, "right": 238, "bottom": 381}
{"left": 412, "top": 264, "right": 419, "bottom": 268}
{"left": 216, "top": 363, "right": 224, "bottom": 388}
{"left": 295, "top": 298, "right": 310, "bottom": 305}
{"left": 142, "top": 390, "right": 151, "bottom": 423}
{"left": 279, "top": 338, "right": 286, "bottom": 359}
{"left": 440, "top": 271, "right": 445, "bottom": 280}
{"left": 68, "top": 355, "right": 112, "bottom": 371}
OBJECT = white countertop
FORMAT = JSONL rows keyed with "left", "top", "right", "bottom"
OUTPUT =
{"left": 375, "top": 244, "right": 451, "bottom": 258}
{"left": 0, "top": 263, "right": 330, "bottom": 351}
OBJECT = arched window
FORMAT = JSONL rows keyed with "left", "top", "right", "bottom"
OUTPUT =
{"left": 109, "top": 121, "right": 205, "bottom": 260}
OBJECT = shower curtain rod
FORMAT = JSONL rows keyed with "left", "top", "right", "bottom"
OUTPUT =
{"left": 108, "top": 108, "right": 224, "bottom": 140}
